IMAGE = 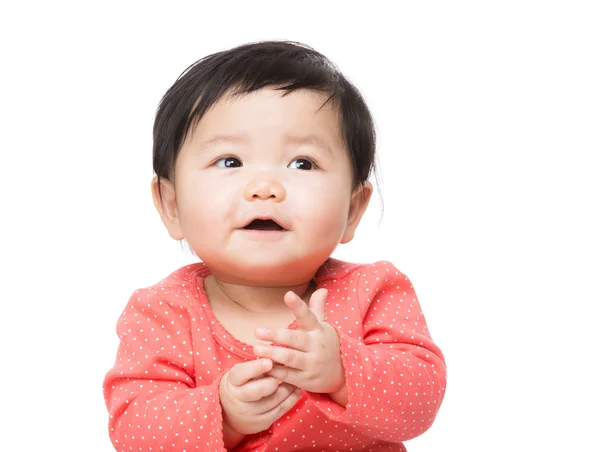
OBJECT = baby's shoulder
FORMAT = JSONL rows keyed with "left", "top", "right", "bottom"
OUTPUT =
{"left": 128, "top": 262, "right": 208, "bottom": 310}
{"left": 318, "top": 259, "right": 414, "bottom": 313}
{"left": 317, "top": 258, "right": 405, "bottom": 282}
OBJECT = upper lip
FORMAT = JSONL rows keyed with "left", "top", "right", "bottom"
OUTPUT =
{"left": 241, "top": 215, "right": 290, "bottom": 230}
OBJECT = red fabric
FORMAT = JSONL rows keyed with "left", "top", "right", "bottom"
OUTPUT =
{"left": 104, "top": 258, "right": 446, "bottom": 451}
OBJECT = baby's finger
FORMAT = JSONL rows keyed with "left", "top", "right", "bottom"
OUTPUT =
{"left": 227, "top": 358, "right": 272, "bottom": 387}
{"left": 255, "top": 327, "right": 310, "bottom": 352}
{"left": 308, "top": 288, "right": 328, "bottom": 322}
{"left": 258, "top": 385, "right": 303, "bottom": 421}
{"left": 284, "top": 291, "right": 320, "bottom": 331}
{"left": 255, "top": 383, "right": 300, "bottom": 414}
{"left": 253, "top": 343, "right": 306, "bottom": 370}
{"left": 266, "top": 365, "right": 303, "bottom": 388}
{"left": 235, "top": 376, "right": 279, "bottom": 402}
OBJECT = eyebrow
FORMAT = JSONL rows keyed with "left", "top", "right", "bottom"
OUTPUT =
{"left": 196, "top": 133, "right": 334, "bottom": 157}
{"left": 196, "top": 134, "right": 248, "bottom": 152}
{"left": 285, "top": 134, "right": 333, "bottom": 157}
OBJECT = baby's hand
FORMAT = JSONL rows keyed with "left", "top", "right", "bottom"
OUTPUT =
{"left": 253, "top": 289, "right": 346, "bottom": 395}
{"left": 219, "top": 358, "right": 302, "bottom": 438}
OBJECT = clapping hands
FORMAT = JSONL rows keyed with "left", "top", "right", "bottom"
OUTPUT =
{"left": 219, "top": 288, "right": 347, "bottom": 445}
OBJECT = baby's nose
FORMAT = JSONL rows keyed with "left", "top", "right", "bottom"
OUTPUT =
{"left": 243, "top": 174, "right": 286, "bottom": 201}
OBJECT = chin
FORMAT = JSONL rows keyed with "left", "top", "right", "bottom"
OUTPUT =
{"left": 209, "top": 257, "right": 318, "bottom": 286}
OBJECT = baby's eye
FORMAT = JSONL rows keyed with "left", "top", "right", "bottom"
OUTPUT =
{"left": 215, "top": 157, "right": 242, "bottom": 168}
{"left": 288, "top": 158, "right": 316, "bottom": 171}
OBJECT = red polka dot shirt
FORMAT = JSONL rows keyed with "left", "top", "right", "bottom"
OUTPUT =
{"left": 103, "top": 258, "right": 446, "bottom": 451}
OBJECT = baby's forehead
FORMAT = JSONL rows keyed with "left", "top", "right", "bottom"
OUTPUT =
{"left": 192, "top": 88, "right": 342, "bottom": 136}
{"left": 213, "top": 86, "right": 337, "bottom": 111}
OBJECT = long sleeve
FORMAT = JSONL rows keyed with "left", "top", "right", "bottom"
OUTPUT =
{"left": 308, "top": 261, "right": 446, "bottom": 443}
{"left": 103, "top": 288, "right": 227, "bottom": 451}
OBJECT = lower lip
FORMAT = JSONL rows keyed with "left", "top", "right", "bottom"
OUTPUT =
{"left": 239, "top": 229, "right": 288, "bottom": 241}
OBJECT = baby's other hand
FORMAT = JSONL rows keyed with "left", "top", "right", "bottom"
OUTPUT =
{"left": 219, "top": 358, "right": 302, "bottom": 440}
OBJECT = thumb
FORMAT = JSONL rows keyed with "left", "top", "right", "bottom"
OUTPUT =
{"left": 308, "top": 288, "right": 328, "bottom": 322}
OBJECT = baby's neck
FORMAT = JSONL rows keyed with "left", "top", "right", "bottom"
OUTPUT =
{"left": 204, "top": 275, "right": 316, "bottom": 314}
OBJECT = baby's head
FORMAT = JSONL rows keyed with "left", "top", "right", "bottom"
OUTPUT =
{"left": 151, "top": 41, "right": 377, "bottom": 286}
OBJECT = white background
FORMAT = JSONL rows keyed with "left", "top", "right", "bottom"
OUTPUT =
{"left": 1, "top": 1, "right": 599, "bottom": 451}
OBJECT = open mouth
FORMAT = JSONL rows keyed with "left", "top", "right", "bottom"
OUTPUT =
{"left": 243, "top": 219, "right": 285, "bottom": 231}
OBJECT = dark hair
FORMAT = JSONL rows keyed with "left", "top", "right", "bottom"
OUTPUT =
{"left": 152, "top": 40, "right": 378, "bottom": 201}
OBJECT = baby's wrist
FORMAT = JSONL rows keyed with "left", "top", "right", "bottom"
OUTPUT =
{"left": 327, "top": 382, "right": 348, "bottom": 408}
{"left": 222, "top": 418, "right": 246, "bottom": 449}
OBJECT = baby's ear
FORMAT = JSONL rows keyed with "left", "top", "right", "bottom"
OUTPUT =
{"left": 340, "top": 181, "right": 373, "bottom": 244}
{"left": 151, "top": 176, "right": 184, "bottom": 241}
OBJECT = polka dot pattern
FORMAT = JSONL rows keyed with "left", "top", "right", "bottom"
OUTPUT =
{"left": 103, "top": 259, "right": 446, "bottom": 451}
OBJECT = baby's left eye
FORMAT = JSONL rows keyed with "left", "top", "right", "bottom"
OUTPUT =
{"left": 288, "top": 158, "right": 315, "bottom": 170}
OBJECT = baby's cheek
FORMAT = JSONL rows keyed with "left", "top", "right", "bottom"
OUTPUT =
{"left": 310, "top": 208, "right": 349, "bottom": 240}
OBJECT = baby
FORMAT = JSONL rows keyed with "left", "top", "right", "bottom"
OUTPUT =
{"left": 104, "top": 40, "right": 446, "bottom": 451}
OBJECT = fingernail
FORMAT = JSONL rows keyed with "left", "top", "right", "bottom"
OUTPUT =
{"left": 256, "top": 328, "right": 268, "bottom": 336}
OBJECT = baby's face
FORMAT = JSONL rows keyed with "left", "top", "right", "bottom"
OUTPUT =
{"left": 169, "top": 88, "right": 368, "bottom": 286}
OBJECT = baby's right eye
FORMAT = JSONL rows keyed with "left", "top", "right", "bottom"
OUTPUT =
{"left": 214, "top": 157, "right": 242, "bottom": 168}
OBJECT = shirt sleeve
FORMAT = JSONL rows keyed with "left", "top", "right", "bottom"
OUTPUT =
{"left": 307, "top": 261, "right": 447, "bottom": 443}
{"left": 103, "top": 288, "right": 228, "bottom": 451}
